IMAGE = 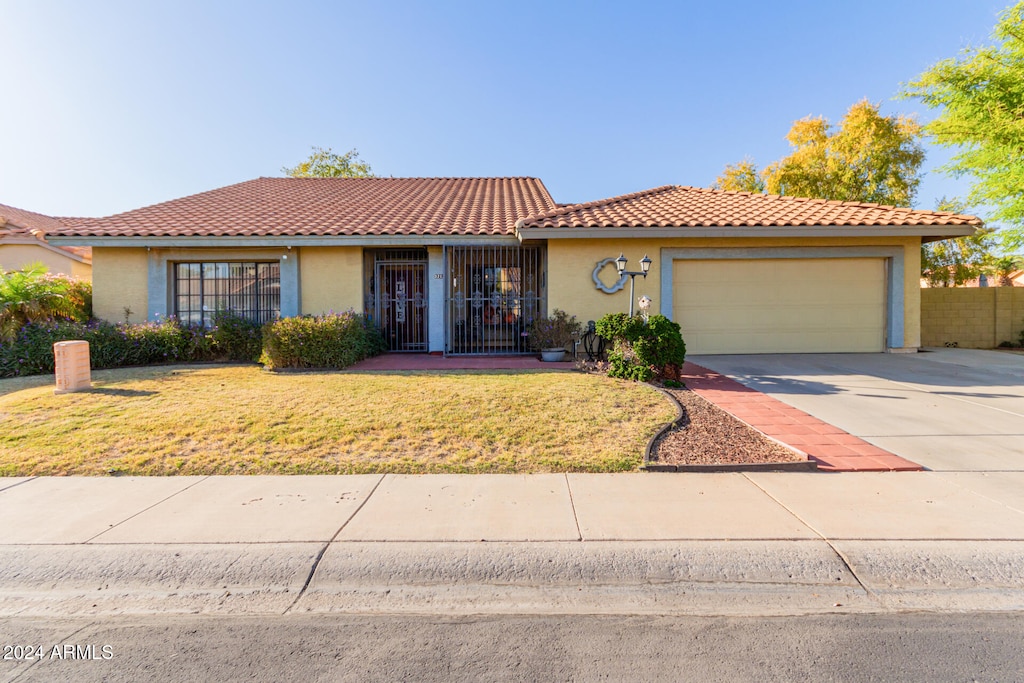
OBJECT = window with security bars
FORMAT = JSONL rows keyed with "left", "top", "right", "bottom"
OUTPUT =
{"left": 174, "top": 262, "right": 280, "bottom": 326}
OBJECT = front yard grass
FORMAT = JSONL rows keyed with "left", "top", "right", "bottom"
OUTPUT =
{"left": 0, "top": 365, "right": 675, "bottom": 475}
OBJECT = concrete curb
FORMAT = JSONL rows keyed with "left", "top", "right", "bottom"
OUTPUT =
{"left": 0, "top": 543, "right": 319, "bottom": 616}
{"left": 4, "top": 541, "right": 1024, "bottom": 617}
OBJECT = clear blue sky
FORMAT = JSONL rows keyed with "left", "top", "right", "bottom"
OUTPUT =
{"left": 0, "top": 0, "right": 1010, "bottom": 217}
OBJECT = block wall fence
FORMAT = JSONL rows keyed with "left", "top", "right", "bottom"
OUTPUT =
{"left": 920, "top": 287, "right": 1024, "bottom": 348}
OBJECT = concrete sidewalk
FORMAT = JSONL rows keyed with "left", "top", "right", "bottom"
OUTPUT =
{"left": 3, "top": 473, "right": 1024, "bottom": 617}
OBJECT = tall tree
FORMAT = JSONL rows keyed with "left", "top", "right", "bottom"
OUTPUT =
{"left": 713, "top": 159, "right": 765, "bottom": 193}
{"left": 988, "top": 254, "right": 1024, "bottom": 286}
{"left": 902, "top": 1, "right": 1024, "bottom": 246}
{"left": 921, "top": 231, "right": 998, "bottom": 287}
{"left": 282, "top": 146, "right": 375, "bottom": 178}
{"left": 920, "top": 199, "right": 998, "bottom": 287}
{"left": 714, "top": 100, "right": 925, "bottom": 206}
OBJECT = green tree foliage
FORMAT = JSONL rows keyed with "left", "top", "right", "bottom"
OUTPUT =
{"left": 0, "top": 264, "right": 92, "bottom": 341}
{"left": 921, "top": 200, "right": 999, "bottom": 287}
{"left": 715, "top": 100, "right": 925, "bottom": 206}
{"left": 713, "top": 159, "right": 766, "bottom": 193}
{"left": 989, "top": 254, "right": 1024, "bottom": 286}
{"left": 921, "top": 230, "right": 998, "bottom": 287}
{"left": 282, "top": 146, "right": 375, "bottom": 178}
{"left": 902, "top": 2, "right": 1024, "bottom": 244}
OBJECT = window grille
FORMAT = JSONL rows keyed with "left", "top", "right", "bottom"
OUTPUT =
{"left": 445, "top": 245, "right": 545, "bottom": 355}
{"left": 174, "top": 261, "right": 280, "bottom": 326}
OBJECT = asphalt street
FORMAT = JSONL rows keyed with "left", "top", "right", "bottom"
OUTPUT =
{"left": 3, "top": 613, "right": 1023, "bottom": 682}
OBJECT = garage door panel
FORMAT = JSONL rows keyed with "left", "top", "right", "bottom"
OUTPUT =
{"left": 673, "top": 258, "right": 885, "bottom": 354}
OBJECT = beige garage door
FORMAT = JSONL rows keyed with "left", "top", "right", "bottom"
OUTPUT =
{"left": 673, "top": 258, "right": 886, "bottom": 354}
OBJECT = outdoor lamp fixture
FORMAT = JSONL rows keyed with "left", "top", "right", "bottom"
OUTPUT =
{"left": 615, "top": 253, "right": 652, "bottom": 317}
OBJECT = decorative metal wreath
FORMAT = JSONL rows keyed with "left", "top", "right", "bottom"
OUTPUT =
{"left": 592, "top": 257, "right": 629, "bottom": 294}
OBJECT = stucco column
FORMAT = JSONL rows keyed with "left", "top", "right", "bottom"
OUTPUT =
{"left": 280, "top": 250, "right": 300, "bottom": 318}
{"left": 147, "top": 249, "right": 168, "bottom": 320}
{"left": 427, "top": 246, "right": 445, "bottom": 353}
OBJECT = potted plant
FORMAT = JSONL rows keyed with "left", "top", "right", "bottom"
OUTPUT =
{"left": 527, "top": 309, "right": 581, "bottom": 361}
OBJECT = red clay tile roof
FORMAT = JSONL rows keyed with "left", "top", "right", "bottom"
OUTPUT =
{"left": 54, "top": 177, "right": 558, "bottom": 238}
{"left": 515, "top": 185, "right": 983, "bottom": 229}
{"left": 0, "top": 202, "right": 92, "bottom": 261}
{"left": 0, "top": 202, "right": 69, "bottom": 235}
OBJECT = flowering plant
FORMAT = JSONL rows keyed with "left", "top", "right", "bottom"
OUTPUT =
{"left": 526, "top": 309, "right": 581, "bottom": 351}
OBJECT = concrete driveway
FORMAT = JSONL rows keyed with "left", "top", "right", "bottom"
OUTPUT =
{"left": 691, "top": 348, "right": 1024, "bottom": 472}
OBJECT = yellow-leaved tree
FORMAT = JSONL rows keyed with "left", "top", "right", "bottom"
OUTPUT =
{"left": 714, "top": 100, "right": 924, "bottom": 206}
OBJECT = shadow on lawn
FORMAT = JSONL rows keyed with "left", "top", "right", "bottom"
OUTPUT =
{"left": 87, "top": 387, "right": 158, "bottom": 397}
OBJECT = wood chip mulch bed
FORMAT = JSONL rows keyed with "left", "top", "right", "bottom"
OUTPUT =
{"left": 649, "top": 385, "right": 808, "bottom": 467}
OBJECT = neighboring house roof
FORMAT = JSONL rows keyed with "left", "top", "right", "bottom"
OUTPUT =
{"left": 515, "top": 185, "right": 983, "bottom": 231}
{"left": 928, "top": 270, "right": 1024, "bottom": 287}
{"left": 53, "top": 177, "right": 558, "bottom": 238}
{"left": 0, "top": 202, "right": 69, "bottom": 234}
{"left": 0, "top": 202, "right": 92, "bottom": 263}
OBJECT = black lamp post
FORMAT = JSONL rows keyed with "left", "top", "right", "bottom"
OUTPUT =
{"left": 615, "top": 253, "right": 652, "bottom": 317}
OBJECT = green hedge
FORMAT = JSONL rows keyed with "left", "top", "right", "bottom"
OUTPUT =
{"left": 0, "top": 318, "right": 210, "bottom": 378}
{"left": 594, "top": 313, "right": 686, "bottom": 382}
{"left": 209, "top": 311, "right": 263, "bottom": 362}
{"left": 0, "top": 312, "right": 265, "bottom": 379}
{"left": 259, "top": 312, "right": 386, "bottom": 370}
{"left": 0, "top": 310, "right": 386, "bottom": 379}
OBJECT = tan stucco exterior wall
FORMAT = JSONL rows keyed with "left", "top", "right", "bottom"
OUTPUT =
{"left": 546, "top": 236, "right": 922, "bottom": 349}
{"left": 92, "top": 248, "right": 148, "bottom": 323}
{"left": 0, "top": 244, "right": 91, "bottom": 280}
{"left": 299, "top": 246, "right": 364, "bottom": 314}
{"left": 921, "top": 287, "right": 1024, "bottom": 348}
{"left": 70, "top": 259, "right": 92, "bottom": 280}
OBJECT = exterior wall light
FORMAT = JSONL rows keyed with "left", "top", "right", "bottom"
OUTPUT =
{"left": 615, "top": 254, "right": 652, "bottom": 317}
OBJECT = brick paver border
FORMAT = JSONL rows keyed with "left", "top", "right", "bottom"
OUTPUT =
{"left": 682, "top": 362, "right": 922, "bottom": 473}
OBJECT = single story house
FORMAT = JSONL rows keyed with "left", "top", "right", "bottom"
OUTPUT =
{"left": 0, "top": 202, "right": 92, "bottom": 279}
{"left": 48, "top": 177, "right": 980, "bottom": 355}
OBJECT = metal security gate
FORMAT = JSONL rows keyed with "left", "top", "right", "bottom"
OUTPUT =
{"left": 365, "top": 249, "right": 428, "bottom": 352}
{"left": 445, "top": 245, "right": 545, "bottom": 355}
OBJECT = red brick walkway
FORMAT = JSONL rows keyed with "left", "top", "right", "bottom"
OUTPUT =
{"left": 682, "top": 362, "right": 922, "bottom": 473}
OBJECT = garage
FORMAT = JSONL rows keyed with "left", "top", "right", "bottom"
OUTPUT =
{"left": 673, "top": 257, "right": 886, "bottom": 354}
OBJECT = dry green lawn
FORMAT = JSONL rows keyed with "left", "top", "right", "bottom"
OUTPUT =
{"left": 0, "top": 364, "right": 675, "bottom": 475}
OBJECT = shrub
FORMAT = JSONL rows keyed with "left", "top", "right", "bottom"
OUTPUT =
{"left": 526, "top": 309, "right": 582, "bottom": 351}
{"left": 0, "top": 317, "right": 213, "bottom": 378}
{"left": 595, "top": 313, "right": 686, "bottom": 382}
{"left": 259, "top": 311, "right": 385, "bottom": 370}
{"left": 0, "top": 265, "right": 92, "bottom": 341}
{"left": 210, "top": 311, "right": 263, "bottom": 362}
